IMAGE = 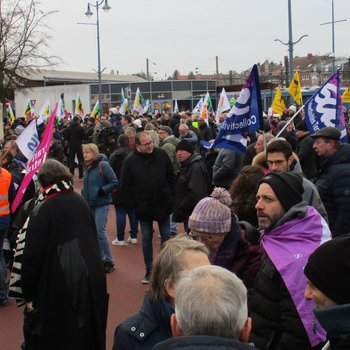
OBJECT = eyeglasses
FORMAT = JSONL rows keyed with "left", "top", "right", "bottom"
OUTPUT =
{"left": 267, "top": 159, "right": 287, "bottom": 167}
{"left": 140, "top": 140, "right": 154, "bottom": 147}
{"left": 189, "top": 231, "right": 215, "bottom": 243}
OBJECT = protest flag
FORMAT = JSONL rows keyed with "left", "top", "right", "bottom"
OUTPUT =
{"left": 288, "top": 71, "right": 303, "bottom": 106}
{"left": 342, "top": 87, "right": 350, "bottom": 103}
{"left": 15, "top": 120, "right": 39, "bottom": 162}
{"left": 192, "top": 97, "right": 204, "bottom": 115}
{"left": 271, "top": 85, "right": 286, "bottom": 116}
{"left": 7, "top": 104, "right": 15, "bottom": 125}
{"left": 132, "top": 88, "right": 147, "bottom": 114}
{"left": 304, "top": 69, "right": 346, "bottom": 142}
{"left": 216, "top": 87, "right": 231, "bottom": 124}
{"left": 207, "top": 64, "right": 263, "bottom": 153}
{"left": 174, "top": 100, "right": 179, "bottom": 113}
{"left": 91, "top": 100, "right": 100, "bottom": 119}
{"left": 12, "top": 102, "right": 58, "bottom": 212}
{"left": 75, "top": 93, "right": 84, "bottom": 116}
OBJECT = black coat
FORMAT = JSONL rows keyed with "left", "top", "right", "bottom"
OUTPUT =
{"left": 21, "top": 190, "right": 108, "bottom": 350}
{"left": 121, "top": 147, "right": 175, "bottom": 221}
{"left": 113, "top": 293, "right": 173, "bottom": 350}
{"left": 315, "top": 143, "right": 350, "bottom": 237}
{"left": 153, "top": 335, "right": 257, "bottom": 350}
{"left": 62, "top": 122, "right": 86, "bottom": 150}
{"left": 109, "top": 145, "right": 132, "bottom": 206}
{"left": 295, "top": 134, "right": 318, "bottom": 181}
{"left": 249, "top": 255, "right": 322, "bottom": 350}
{"left": 173, "top": 153, "right": 209, "bottom": 223}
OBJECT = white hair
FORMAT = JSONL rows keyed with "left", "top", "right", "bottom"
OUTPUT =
{"left": 175, "top": 265, "right": 248, "bottom": 339}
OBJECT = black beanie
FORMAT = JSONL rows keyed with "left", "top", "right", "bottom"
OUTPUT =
{"left": 304, "top": 234, "right": 350, "bottom": 305}
{"left": 295, "top": 121, "right": 309, "bottom": 132}
{"left": 176, "top": 139, "right": 194, "bottom": 154}
{"left": 257, "top": 172, "right": 304, "bottom": 211}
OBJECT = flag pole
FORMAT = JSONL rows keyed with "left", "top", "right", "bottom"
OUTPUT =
{"left": 275, "top": 106, "right": 304, "bottom": 138}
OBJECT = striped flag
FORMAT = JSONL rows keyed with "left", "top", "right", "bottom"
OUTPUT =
{"left": 74, "top": 93, "right": 84, "bottom": 116}
{"left": 91, "top": 100, "right": 100, "bottom": 119}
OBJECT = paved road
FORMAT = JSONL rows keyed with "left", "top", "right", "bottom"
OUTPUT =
{"left": 0, "top": 178, "right": 166, "bottom": 350}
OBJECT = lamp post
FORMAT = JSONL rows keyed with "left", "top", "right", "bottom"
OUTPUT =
{"left": 320, "top": 0, "right": 347, "bottom": 73}
{"left": 84, "top": 0, "right": 111, "bottom": 114}
{"left": 275, "top": 0, "right": 308, "bottom": 86}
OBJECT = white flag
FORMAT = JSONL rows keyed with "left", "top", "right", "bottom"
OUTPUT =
{"left": 215, "top": 88, "right": 231, "bottom": 124}
{"left": 37, "top": 100, "right": 51, "bottom": 126}
{"left": 174, "top": 100, "right": 179, "bottom": 113}
{"left": 192, "top": 97, "right": 204, "bottom": 115}
{"left": 15, "top": 120, "right": 39, "bottom": 162}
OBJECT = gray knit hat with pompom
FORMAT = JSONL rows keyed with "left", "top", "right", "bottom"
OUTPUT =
{"left": 188, "top": 187, "right": 232, "bottom": 234}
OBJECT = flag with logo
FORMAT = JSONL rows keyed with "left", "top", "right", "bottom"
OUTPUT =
{"left": 304, "top": 69, "right": 346, "bottom": 142}
{"left": 23, "top": 100, "right": 32, "bottom": 118}
{"left": 119, "top": 88, "right": 129, "bottom": 115}
{"left": 12, "top": 102, "right": 58, "bottom": 213}
{"left": 133, "top": 88, "right": 147, "bottom": 114}
{"left": 91, "top": 100, "right": 100, "bottom": 119}
{"left": 15, "top": 119, "right": 39, "bottom": 162}
{"left": 74, "top": 93, "right": 84, "bottom": 116}
{"left": 199, "top": 92, "right": 212, "bottom": 124}
{"left": 7, "top": 104, "right": 15, "bottom": 125}
{"left": 207, "top": 64, "right": 263, "bottom": 153}
{"left": 216, "top": 87, "right": 231, "bottom": 124}
{"left": 288, "top": 71, "right": 303, "bottom": 106}
{"left": 271, "top": 85, "right": 286, "bottom": 116}
{"left": 192, "top": 97, "right": 204, "bottom": 115}
{"left": 56, "top": 98, "right": 66, "bottom": 119}
{"left": 37, "top": 100, "right": 51, "bottom": 126}
{"left": 342, "top": 87, "right": 350, "bottom": 103}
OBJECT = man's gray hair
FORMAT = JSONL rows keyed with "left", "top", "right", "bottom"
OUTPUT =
{"left": 175, "top": 265, "right": 248, "bottom": 339}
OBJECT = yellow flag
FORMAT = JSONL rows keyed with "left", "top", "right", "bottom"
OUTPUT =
{"left": 271, "top": 85, "right": 286, "bottom": 116}
{"left": 342, "top": 87, "right": 350, "bottom": 103}
{"left": 288, "top": 71, "right": 303, "bottom": 106}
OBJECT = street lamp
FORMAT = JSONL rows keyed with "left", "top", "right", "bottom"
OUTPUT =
{"left": 275, "top": 0, "right": 308, "bottom": 86}
{"left": 84, "top": 0, "right": 111, "bottom": 114}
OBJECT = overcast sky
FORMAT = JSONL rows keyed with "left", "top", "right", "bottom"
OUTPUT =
{"left": 38, "top": 0, "right": 350, "bottom": 79}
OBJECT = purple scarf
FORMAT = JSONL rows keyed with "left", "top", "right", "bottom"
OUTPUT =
{"left": 262, "top": 206, "right": 331, "bottom": 347}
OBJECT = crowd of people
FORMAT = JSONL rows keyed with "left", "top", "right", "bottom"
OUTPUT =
{"left": 1, "top": 104, "right": 350, "bottom": 350}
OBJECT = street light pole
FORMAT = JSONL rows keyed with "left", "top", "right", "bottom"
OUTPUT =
{"left": 85, "top": 0, "right": 111, "bottom": 115}
{"left": 275, "top": 0, "right": 308, "bottom": 86}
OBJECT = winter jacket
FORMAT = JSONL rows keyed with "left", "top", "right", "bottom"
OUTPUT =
{"left": 295, "top": 134, "right": 318, "bottom": 181}
{"left": 121, "top": 147, "right": 175, "bottom": 221}
{"left": 314, "top": 143, "right": 350, "bottom": 237}
{"left": 21, "top": 190, "right": 108, "bottom": 350}
{"left": 314, "top": 303, "right": 350, "bottom": 350}
{"left": 109, "top": 145, "right": 132, "bottom": 206}
{"left": 160, "top": 136, "right": 180, "bottom": 175}
{"left": 153, "top": 335, "right": 257, "bottom": 350}
{"left": 249, "top": 203, "right": 329, "bottom": 350}
{"left": 173, "top": 153, "right": 208, "bottom": 223}
{"left": 212, "top": 149, "right": 242, "bottom": 188}
{"left": 81, "top": 155, "right": 118, "bottom": 207}
{"left": 62, "top": 121, "right": 86, "bottom": 150}
{"left": 113, "top": 293, "right": 173, "bottom": 350}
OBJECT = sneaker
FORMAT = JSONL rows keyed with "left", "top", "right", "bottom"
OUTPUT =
{"left": 112, "top": 239, "right": 126, "bottom": 246}
{"left": 141, "top": 270, "right": 151, "bottom": 284}
{"left": 126, "top": 237, "right": 138, "bottom": 244}
{"left": 104, "top": 261, "right": 115, "bottom": 273}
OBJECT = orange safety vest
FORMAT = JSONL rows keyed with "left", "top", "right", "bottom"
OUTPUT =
{"left": 0, "top": 167, "right": 12, "bottom": 216}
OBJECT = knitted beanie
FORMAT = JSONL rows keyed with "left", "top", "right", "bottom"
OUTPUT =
{"left": 176, "top": 139, "right": 194, "bottom": 154}
{"left": 257, "top": 172, "right": 304, "bottom": 212}
{"left": 304, "top": 234, "right": 350, "bottom": 305}
{"left": 188, "top": 187, "right": 232, "bottom": 233}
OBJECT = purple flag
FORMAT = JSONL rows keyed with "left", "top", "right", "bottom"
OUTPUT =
{"left": 304, "top": 69, "right": 347, "bottom": 142}
{"left": 12, "top": 103, "right": 58, "bottom": 212}
{"left": 262, "top": 207, "right": 331, "bottom": 347}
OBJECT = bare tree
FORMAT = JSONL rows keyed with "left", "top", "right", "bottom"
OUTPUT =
{"left": 0, "top": 0, "right": 59, "bottom": 103}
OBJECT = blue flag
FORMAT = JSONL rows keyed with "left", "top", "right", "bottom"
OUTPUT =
{"left": 207, "top": 64, "right": 263, "bottom": 152}
{"left": 304, "top": 69, "right": 347, "bottom": 142}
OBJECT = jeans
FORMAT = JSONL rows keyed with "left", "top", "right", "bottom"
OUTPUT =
{"left": 115, "top": 205, "right": 138, "bottom": 241}
{"left": 139, "top": 217, "right": 170, "bottom": 271}
{"left": 90, "top": 205, "right": 113, "bottom": 263}
{"left": 169, "top": 213, "right": 178, "bottom": 235}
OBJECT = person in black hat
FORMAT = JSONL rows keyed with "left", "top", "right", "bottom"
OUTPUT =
{"left": 173, "top": 140, "right": 209, "bottom": 232}
{"left": 295, "top": 121, "right": 318, "bottom": 181}
{"left": 311, "top": 126, "right": 350, "bottom": 237}
{"left": 304, "top": 233, "right": 350, "bottom": 349}
{"left": 249, "top": 172, "right": 331, "bottom": 350}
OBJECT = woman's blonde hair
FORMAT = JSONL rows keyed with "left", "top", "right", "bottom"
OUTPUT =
{"left": 82, "top": 143, "right": 100, "bottom": 158}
